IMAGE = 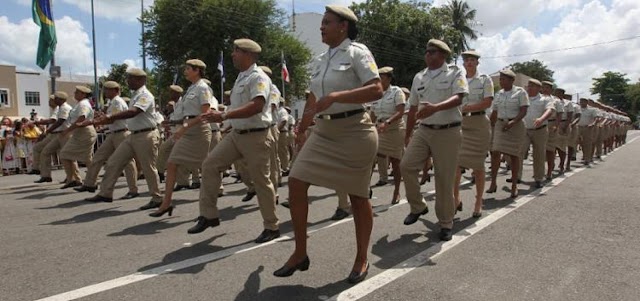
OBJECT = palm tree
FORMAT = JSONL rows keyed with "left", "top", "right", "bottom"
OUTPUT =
{"left": 444, "top": 0, "right": 478, "bottom": 63}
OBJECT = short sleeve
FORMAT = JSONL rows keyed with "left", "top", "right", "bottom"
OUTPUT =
{"left": 518, "top": 90, "right": 529, "bottom": 107}
{"left": 408, "top": 74, "right": 421, "bottom": 107}
{"left": 79, "top": 104, "right": 91, "bottom": 117}
{"left": 352, "top": 47, "right": 380, "bottom": 86}
{"left": 483, "top": 77, "right": 494, "bottom": 99}
{"left": 545, "top": 99, "right": 555, "bottom": 111}
{"left": 198, "top": 86, "right": 213, "bottom": 106}
{"left": 451, "top": 71, "right": 469, "bottom": 96}
{"left": 58, "top": 106, "right": 70, "bottom": 120}
{"left": 492, "top": 92, "right": 501, "bottom": 111}
{"left": 394, "top": 88, "right": 406, "bottom": 106}
{"left": 134, "top": 94, "right": 153, "bottom": 112}
{"left": 249, "top": 74, "right": 270, "bottom": 101}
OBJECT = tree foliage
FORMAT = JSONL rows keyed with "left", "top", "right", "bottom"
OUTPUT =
{"left": 443, "top": 0, "right": 479, "bottom": 60}
{"left": 591, "top": 71, "right": 630, "bottom": 111}
{"left": 142, "top": 0, "right": 311, "bottom": 105}
{"left": 100, "top": 63, "right": 131, "bottom": 97}
{"left": 508, "top": 59, "right": 555, "bottom": 82}
{"left": 625, "top": 81, "right": 640, "bottom": 123}
{"left": 350, "top": 0, "right": 460, "bottom": 88}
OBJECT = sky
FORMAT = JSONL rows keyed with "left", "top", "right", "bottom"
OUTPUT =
{"left": 1, "top": 0, "right": 639, "bottom": 98}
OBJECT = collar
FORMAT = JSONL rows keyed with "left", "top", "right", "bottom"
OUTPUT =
{"left": 466, "top": 70, "right": 480, "bottom": 80}
{"left": 133, "top": 85, "right": 147, "bottom": 96}
{"left": 336, "top": 38, "right": 352, "bottom": 51}
{"left": 426, "top": 63, "right": 448, "bottom": 76}
{"left": 240, "top": 64, "right": 258, "bottom": 77}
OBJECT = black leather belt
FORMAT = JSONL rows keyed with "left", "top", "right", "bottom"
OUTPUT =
{"left": 420, "top": 122, "right": 461, "bottom": 130}
{"left": 184, "top": 115, "right": 198, "bottom": 119}
{"left": 131, "top": 127, "right": 156, "bottom": 134}
{"left": 499, "top": 118, "right": 514, "bottom": 122}
{"left": 462, "top": 111, "right": 485, "bottom": 117}
{"left": 236, "top": 127, "right": 268, "bottom": 135}
{"left": 108, "top": 129, "right": 128, "bottom": 134}
{"left": 317, "top": 109, "right": 365, "bottom": 120}
{"left": 279, "top": 130, "right": 288, "bottom": 133}
{"left": 548, "top": 119, "right": 556, "bottom": 122}
{"left": 529, "top": 124, "right": 547, "bottom": 131}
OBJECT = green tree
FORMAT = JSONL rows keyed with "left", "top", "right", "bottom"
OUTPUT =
{"left": 508, "top": 59, "right": 555, "bottom": 82}
{"left": 100, "top": 63, "right": 131, "bottom": 98}
{"left": 350, "top": 0, "right": 454, "bottom": 87}
{"left": 142, "top": 0, "right": 311, "bottom": 104}
{"left": 625, "top": 81, "right": 639, "bottom": 123}
{"left": 591, "top": 71, "right": 629, "bottom": 111}
{"left": 443, "top": 0, "right": 478, "bottom": 61}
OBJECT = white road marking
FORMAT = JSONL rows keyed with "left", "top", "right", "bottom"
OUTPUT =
{"left": 328, "top": 136, "right": 638, "bottom": 301}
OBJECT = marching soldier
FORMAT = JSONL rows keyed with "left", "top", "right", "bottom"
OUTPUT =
{"left": 541, "top": 82, "right": 563, "bottom": 180}
{"left": 577, "top": 98, "right": 597, "bottom": 165}
{"left": 34, "top": 92, "right": 73, "bottom": 183}
{"left": 30, "top": 95, "right": 61, "bottom": 176}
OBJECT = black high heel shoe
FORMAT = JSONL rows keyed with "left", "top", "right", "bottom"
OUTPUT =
{"left": 273, "top": 256, "right": 310, "bottom": 277}
{"left": 347, "top": 262, "right": 370, "bottom": 284}
{"left": 149, "top": 205, "right": 174, "bottom": 217}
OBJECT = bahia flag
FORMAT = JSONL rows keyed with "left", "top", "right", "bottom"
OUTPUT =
{"left": 218, "top": 51, "right": 225, "bottom": 83}
{"left": 32, "top": 0, "right": 57, "bottom": 69}
{"left": 281, "top": 52, "right": 290, "bottom": 83}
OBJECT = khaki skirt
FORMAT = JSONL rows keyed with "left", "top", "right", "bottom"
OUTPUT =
{"left": 169, "top": 123, "right": 212, "bottom": 169}
{"left": 569, "top": 125, "right": 580, "bottom": 147}
{"left": 376, "top": 121, "right": 404, "bottom": 159}
{"left": 290, "top": 112, "right": 377, "bottom": 198}
{"left": 556, "top": 131, "right": 569, "bottom": 151}
{"left": 546, "top": 124, "right": 559, "bottom": 151}
{"left": 59, "top": 126, "right": 97, "bottom": 163}
{"left": 491, "top": 119, "right": 525, "bottom": 157}
{"left": 458, "top": 115, "right": 491, "bottom": 170}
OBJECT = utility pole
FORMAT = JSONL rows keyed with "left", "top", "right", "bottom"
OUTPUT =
{"left": 141, "top": 0, "right": 147, "bottom": 71}
{"left": 291, "top": 0, "right": 296, "bottom": 32}
{"left": 91, "top": 0, "right": 99, "bottom": 108}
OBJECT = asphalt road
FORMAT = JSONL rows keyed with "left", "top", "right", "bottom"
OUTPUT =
{"left": 1, "top": 131, "right": 638, "bottom": 301}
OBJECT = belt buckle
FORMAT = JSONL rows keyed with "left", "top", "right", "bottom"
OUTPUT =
{"left": 321, "top": 115, "right": 331, "bottom": 120}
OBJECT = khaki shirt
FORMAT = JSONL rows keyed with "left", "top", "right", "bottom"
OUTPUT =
{"left": 52, "top": 103, "right": 72, "bottom": 132}
{"left": 106, "top": 96, "right": 128, "bottom": 132}
{"left": 524, "top": 94, "right": 554, "bottom": 129}
{"left": 549, "top": 96, "right": 564, "bottom": 119}
{"left": 183, "top": 79, "right": 216, "bottom": 116}
{"left": 269, "top": 84, "right": 281, "bottom": 106}
{"left": 560, "top": 99, "right": 574, "bottom": 120}
{"left": 309, "top": 38, "right": 380, "bottom": 115}
{"left": 492, "top": 86, "right": 529, "bottom": 119}
{"left": 277, "top": 106, "right": 289, "bottom": 128}
{"left": 229, "top": 63, "right": 272, "bottom": 130}
{"left": 578, "top": 107, "right": 597, "bottom": 126}
{"left": 68, "top": 98, "right": 94, "bottom": 125}
{"left": 128, "top": 85, "right": 157, "bottom": 131}
{"left": 49, "top": 106, "right": 59, "bottom": 120}
{"left": 372, "top": 85, "right": 405, "bottom": 122}
{"left": 409, "top": 64, "right": 468, "bottom": 125}
{"left": 572, "top": 103, "right": 581, "bottom": 119}
{"left": 172, "top": 97, "right": 185, "bottom": 121}
{"left": 463, "top": 73, "right": 494, "bottom": 110}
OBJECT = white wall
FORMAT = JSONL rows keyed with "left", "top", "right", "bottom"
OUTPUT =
{"left": 290, "top": 13, "right": 325, "bottom": 58}
{"left": 16, "top": 72, "right": 50, "bottom": 120}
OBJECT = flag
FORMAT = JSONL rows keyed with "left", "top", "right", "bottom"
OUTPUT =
{"left": 281, "top": 53, "right": 290, "bottom": 83}
{"left": 32, "top": 0, "right": 57, "bottom": 69}
{"left": 218, "top": 51, "right": 225, "bottom": 83}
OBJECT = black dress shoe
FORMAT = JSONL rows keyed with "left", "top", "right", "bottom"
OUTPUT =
{"left": 218, "top": 189, "right": 225, "bottom": 197}
{"left": 27, "top": 169, "right": 40, "bottom": 175}
{"left": 187, "top": 216, "right": 220, "bottom": 234}
{"left": 242, "top": 191, "right": 256, "bottom": 202}
{"left": 74, "top": 185, "right": 97, "bottom": 193}
{"left": 545, "top": 176, "right": 552, "bottom": 181}
{"left": 280, "top": 201, "right": 290, "bottom": 208}
{"left": 281, "top": 170, "right": 290, "bottom": 177}
{"left": 190, "top": 182, "right": 201, "bottom": 189}
{"left": 506, "top": 178, "right": 523, "bottom": 184}
{"left": 120, "top": 192, "right": 140, "bottom": 200}
{"left": 158, "top": 172, "right": 165, "bottom": 183}
{"left": 137, "top": 174, "right": 145, "bottom": 180}
{"left": 59, "top": 179, "right": 68, "bottom": 184}
{"left": 330, "top": 208, "right": 350, "bottom": 221}
{"left": 403, "top": 207, "right": 429, "bottom": 225}
{"left": 84, "top": 195, "right": 113, "bottom": 203}
{"left": 149, "top": 205, "right": 174, "bottom": 217}
{"left": 174, "top": 184, "right": 190, "bottom": 191}
{"left": 456, "top": 202, "right": 463, "bottom": 212}
{"left": 61, "top": 181, "right": 82, "bottom": 189}
{"left": 273, "top": 256, "right": 310, "bottom": 277}
{"left": 369, "top": 189, "right": 373, "bottom": 199}
{"left": 347, "top": 263, "right": 370, "bottom": 284}
{"left": 34, "top": 177, "right": 52, "bottom": 183}
{"left": 534, "top": 181, "right": 544, "bottom": 189}
{"left": 255, "top": 229, "right": 280, "bottom": 243}
{"left": 373, "top": 180, "right": 387, "bottom": 187}
{"left": 439, "top": 228, "right": 453, "bottom": 241}
{"left": 139, "top": 200, "right": 162, "bottom": 210}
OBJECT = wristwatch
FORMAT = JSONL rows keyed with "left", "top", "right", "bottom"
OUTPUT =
{"left": 385, "top": 120, "right": 391, "bottom": 125}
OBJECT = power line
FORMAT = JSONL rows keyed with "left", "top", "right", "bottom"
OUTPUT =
{"left": 483, "top": 35, "right": 640, "bottom": 59}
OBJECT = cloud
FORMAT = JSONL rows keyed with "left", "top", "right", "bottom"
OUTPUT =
{"left": 469, "top": 0, "right": 640, "bottom": 98}
{"left": 56, "top": 0, "right": 154, "bottom": 22}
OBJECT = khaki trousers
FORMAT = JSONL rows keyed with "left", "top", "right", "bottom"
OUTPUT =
{"left": 236, "top": 159, "right": 255, "bottom": 193}
{"left": 519, "top": 126, "right": 548, "bottom": 181}
{"left": 98, "top": 129, "right": 161, "bottom": 200}
{"left": 376, "top": 156, "right": 389, "bottom": 182}
{"left": 594, "top": 126, "right": 604, "bottom": 157}
{"left": 32, "top": 134, "right": 54, "bottom": 171}
{"left": 277, "top": 130, "right": 290, "bottom": 171}
{"left": 337, "top": 191, "right": 350, "bottom": 211}
{"left": 199, "top": 130, "right": 277, "bottom": 230}
{"left": 84, "top": 131, "right": 137, "bottom": 191}
{"left": 269, "top": 126, "right": 281, "bottom": 186}
{"left": 400, "top": 126, "right": 461, "bottom": 229}
{"left": 209, "top": 131, "right": 223, "bottom": 190}
{"left": 579, "top": 126, "right": 593, "bottom": 162}
{"left": 40, "top": 133, "right": 69, "bottom": 178}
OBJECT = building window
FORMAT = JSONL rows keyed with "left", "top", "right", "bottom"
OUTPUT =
{"left": 0, "top": 89, "right": 8, "bottom": 107}
{"left": 25, "top": 91, "right": 40, "bottom": 106}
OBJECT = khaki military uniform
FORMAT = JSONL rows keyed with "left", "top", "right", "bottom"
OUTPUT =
{"left": 268, "top": 85, "right": 282, "bottom": 187}
{"left": 578, "top": 106, "right": 597, "bottom": 163}
{"left": 491, "top": 86, "right": 529, "bottom": 156}
{"left": 401, "top": 63, "right": 468, "bottom": 229}
{"left": 199, "top": 63, "right": 278, "bottom": 230}
{"left": 546, "top": 96, "right": 564, "bottom": 152}
{"left": 518, "top": 94, "right": 554, "bottom": 181}
{"left": 276, "top": 105, "right": 291, "bottom": 172}
{"left": 556, "top": 98, "right": 573, "bottom": 151}
{"left": 40, "top": 103, "right": 73, "bottom": 178}
{"left": 458, "top": 73, "right": 493, "bottom": 170}
{"left": 32, "top": 106, "right": 59, "bottom": 170}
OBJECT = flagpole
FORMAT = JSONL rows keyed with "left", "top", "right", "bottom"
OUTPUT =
{"left": 281, "top": 51, "right": 286, "bottom": 103}
{"left": 220, "top": 50, "right": 224, "bottom": 104}
{"left": 91, "top": 0, "right": 98, "bottom": 109}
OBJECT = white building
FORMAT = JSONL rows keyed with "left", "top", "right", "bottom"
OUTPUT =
{"left": 16, "top": 71, "right": 50, "bottom": 120}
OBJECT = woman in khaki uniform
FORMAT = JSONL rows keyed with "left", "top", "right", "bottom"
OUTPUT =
{"left": 487, "top": 70, "right": 528, "bottom": 198}
{"left": 369, "top": 66, "right": 406, "bottom": 205}
{"left": 454, "top": 50, "right": 493, "bottom": 217}
{"left": 58, "top": 86, "right": 97, "bottom": 189}
{"left": 150, "top": 59, "right": 214, "bottom": 217}
{"left": 273, "top": 5, "right": 382, "bottom": 284}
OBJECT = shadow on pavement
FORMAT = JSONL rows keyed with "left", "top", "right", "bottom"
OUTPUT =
{"left": 41, "top": 207, "right": 139, "bottom": 225}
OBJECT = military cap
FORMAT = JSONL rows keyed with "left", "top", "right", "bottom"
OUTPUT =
{"left": 103, "top": 81, "right": 120, "bottom": 89}
{"left": 49, "top": 94, "right": 55, "bottom": 100}
{"left": 285, "top": 106, "right": 291, "bottom": 113}
{"left": 401, "top": 87, "right": 411, "bottom": 94}
{"left": 325, "top": 5, "right": 358, "bottom": 22}
{"left": 541, "top": 81, "right": 554, "bottom": 87}
{"left": 76, "top": 85, "right": 92, "bottom": 94}
{"left": 234, "top": 39, "right": 262, "bottom": 53}
{"left": 186, "top": 59, "right": 206, "bottom": 69}
{"left": 427, "top": 39, "right": 452, "bottom": 55}
{"left": 304, "top": 89, "right": 310, "bottom": 94}
{"left": 169, "top": 85, "right": 183, "bottom": 93}
{"left": 579, "top": 98, "right": 589, "bottom": 102}
{"left": 53, "top": 91, "right": 68, "bottom": 100}
{"left": 259, "top": 66, "right": 273, "bottom": 76}
{"left": 499, "top": 69, "right": 516, "bottom": 79}
{"left": 127, "top": 68, "right": 147, "bottom": 77}
{"left": 123, "top": 97, "right": 131, "bottom": 102}
{"left": 528, "top": 79, "right": 542, "bottom": 87}
{"left": 461, "top": 49, "right": 480, "bottom": 58}
{"left": 224, "top": 90, "right": 231, "bottom": 96}
{"left": 378, "top": 66, "right": 394, "bottom": 75}
{"left": 167, "top": 101, "right": 176, "bottom": 106}
{"left": 202, "top": 79, "right": 211, "bottom": 86}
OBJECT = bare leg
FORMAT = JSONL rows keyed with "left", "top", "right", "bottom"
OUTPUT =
{"left": 510, "top": 155, "right": 519, "bottom": 197}
{"left": 349, "top": 194, "right": 373, "bottom": 273}
{"left": 454, "top": 167, "right": 462, "bottom": 208}
{"left": 390, "top": 157, "right": 401, "bottom": 204}
{"left": 155, "top": 162, "right": 177, "bottom": 212}
{"left": 473, "top": 169, "right": 485, "bottom": 213}
{"left": 283, "top": 177, "right": 310, "bottom": 266}
{"left": 487, "top": 151, "right": 500, "bottom": 192}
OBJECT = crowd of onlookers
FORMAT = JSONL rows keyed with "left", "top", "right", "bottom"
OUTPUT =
{"left": 0, "top": 115, "right": 45, "bottom": 176}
